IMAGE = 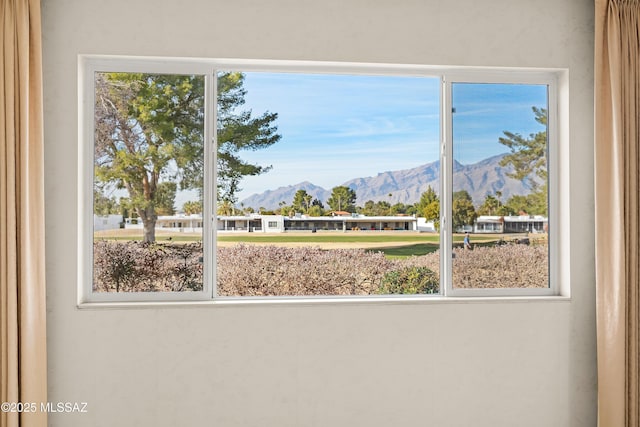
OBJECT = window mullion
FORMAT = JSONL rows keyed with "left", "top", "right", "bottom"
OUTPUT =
{"left": 206, "top": 70, "right": 217, "bottom": 299}
{"left": 441, "top": 76, "right": 454, "bottom": 297}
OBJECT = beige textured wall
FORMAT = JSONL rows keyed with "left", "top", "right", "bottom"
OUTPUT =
{"left": 42, "top": 0, "right": 595, "bottom": 426}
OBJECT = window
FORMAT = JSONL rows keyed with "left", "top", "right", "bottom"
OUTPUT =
{"left": 444, "top": 77, "right": 556, "bottom": 296}
{"left": 79, "top": 56, "right": 561, "bottom": 303}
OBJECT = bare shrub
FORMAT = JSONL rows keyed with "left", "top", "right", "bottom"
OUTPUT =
{"left": 216, "top": 244, "right": 395, "bottom": 296}
{"left": 93, "top": 241, "right": 203, "bottom": 292}
{"left": 383, "top": 243, "right": 548, "bottom": 289}
{"left": 451, "top": 244, "right": 548, "bottom": 288}
{"left": 93, "top": 240, "right": 137, "bottom": 292}
{"left": 396, "top": 251, "right": 440, "bottom": 277}
{"left": 155, "top": 244, "right": 204, "bottom": 291}
{"left": 93, "top": 240, "right": 548, "bottom": 294}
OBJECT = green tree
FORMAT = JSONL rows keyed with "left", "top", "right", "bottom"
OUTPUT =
{"left": 94, "top": 71, "right": 279, "bottom": 242}
{"left": 375, "top": 201, "right": 391, "bottom": 216}
{"left": 477, "top": 194, "right": 514, "bottom": 217}
{"left": 499, "top": 106, "right": 548, "bottom": 215}
{"left": 307, "top": 205, "right": 324, "bottom": 217}
{"left": 358, "top": 200, "right": 402, "bottom": 216}
{"left": 183, "top": 200, "right": 203, "bottom": 215}
{"left": 390, "top": 203, "right": 407, "bottom": 215}
{"left": 416, "top": 186, "right": 439, "bottom": 213}
{"left": 504, "top": 194, "right": 529, "bottom": 215}
{"left": 524, "top": 190, "right": 547, "bottom": 215}
{"left": 311, "top": 198, "right": 324, "bottom": 209}
{"left": 304, "top": 194, "right": 313, "bottom": 212}
{"left": 327, "top": 186, "right": 356, "bottom": 212}
{"left": 118, "top": 197, "right": 133, "bottom": 219}
{"left": 504, "top": 192, "right": 546, "bottom": 216}
{"left": 292, "top": 189, "right": 312, "bottom": 213}
{"left": 359, "top": 200, "right": 376, "bottom": 216}
{"left": 452, "top": 199, "right": 476, "bottom": 230}
{"left": 93, "top": 189, "right": 120, "bottom": 216}
{"left": 155, "top": 182, "right": 177, "bottom": 216}
{"left": 405, "top": 204, "right": 419, "bottom": 216}
{"left": 94, "top": 72, "right": 204, "bottom": 242}
{"left": 453, "top": 189, "right": 473, "bottom": 203}
{"left": 452, "top": 190, "right": 477, "bottom": 230}
{"left": 275, "top": 201, "right": 289, "bottom": 215}
{"left": 217, "top": 200, "right": 235, "bottom": 216}
{"left": 423, "top": 199, "right": 440, "bottom": 231}
{"left": 217, "top": 72, "right": 281, "bottom": 204}
{"left": 477, "top": 194, "right": 499, "bottom": 216}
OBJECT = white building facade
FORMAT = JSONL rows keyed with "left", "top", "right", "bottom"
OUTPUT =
{"left": 474, "top": 215, "right": 548, "bottom": 234}
{"left": 93, "top": 214, "right": 123, "bottom": 231}
{"left": 123, "top": 213, "right": 419, "bottom": 233}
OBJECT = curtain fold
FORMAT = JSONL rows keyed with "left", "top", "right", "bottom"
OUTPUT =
{"left": 595, "top": 0, "right": 640, "bottom": 425}
{"left": 0, "top": 0, "right": 47, "bottom": 426}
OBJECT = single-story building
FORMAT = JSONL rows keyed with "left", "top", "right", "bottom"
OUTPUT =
{"left": 123, "top": 213, "right": 418, "bottom": 233}
{"left": 93, "top": 214, "right": 123, "bottom": 231}
{"left": 124, "top": 214, "right": 203, "bottom": 233}
{"left": 219, "top": 213, "right": 418, "bottom": 232}
{"left": 474, "top": 215, "right": 548, "bottom": 234}
{"left": 283, "top": 213, "right": 417, "bottom": 232}
{"left": 416, "top": 217, "right": 437, "bottom": 232}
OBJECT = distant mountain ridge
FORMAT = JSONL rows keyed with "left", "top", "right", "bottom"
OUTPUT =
{"left": 240, "top": 154, "right": 538, "bottom": 210}
{"left": 241, "top": 181, "right": 331, "bottom": 211}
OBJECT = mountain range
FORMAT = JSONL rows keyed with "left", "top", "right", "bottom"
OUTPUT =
{"left": 240, "top": 154, "right": 538, "bottom": 210}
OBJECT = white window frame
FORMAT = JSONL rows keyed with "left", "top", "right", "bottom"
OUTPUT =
{"left": 78, "top": 56, "right": 216, "bottom": 303}
{"left": 442, "top": 72, "right": 559, "bottom": 297}
{"left": 78, "top": 55, "right": 567, "bottom": 305}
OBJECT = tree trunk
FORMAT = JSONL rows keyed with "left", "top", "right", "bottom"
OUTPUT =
{"left": 137, "top": 206, "right": 157, "bottom": 243}
{"left": 142, "top": 218, "right": 156, "bottom": 243}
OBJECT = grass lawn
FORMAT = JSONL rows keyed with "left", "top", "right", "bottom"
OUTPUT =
{"left": 93, "top": 229, "right": 538, "bottom": 258}
{"left": 368, "top": 243, "right": 440, "bottom": 258}
{"left": 94, "top": 229, "right": 443, "bottom": 243}
{"left": 217, "top": 232, "right": 440, "bottom": 244}
{"left": 101, "top": 235, "right": 202, "bottom": 242}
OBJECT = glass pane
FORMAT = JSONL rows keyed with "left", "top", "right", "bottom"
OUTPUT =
{"left": 215, "top": 71, "right": 441, "bottom": 296}
{"left": 93, "top": 72, "right": 205, "bottom": 292}
{"left": 451, "top": 83, "right": 549, "bottom": 289}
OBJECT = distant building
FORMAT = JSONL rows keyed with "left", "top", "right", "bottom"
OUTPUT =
{"left": 416, "top": 217, "right": 437, "bottom": 232}
{"left": 120, "top": 213, "right": 547, "bottom": 234}
{"left": 282, "top": 213, "right": 417, "bottom": 232}
{"left": 124, "top": 214, "right": 203, "bottom": 232}
{"left": 123, "top": 213, "right": 418, "bottom": 233}
{"left": 474, "top": 215, "right": 548, "bottom": 234}
{"left": 217, "top": 214, "right": 266, "bottom": 232}
{"left": 94, "top": 214, "right": 123, "bottom": 231}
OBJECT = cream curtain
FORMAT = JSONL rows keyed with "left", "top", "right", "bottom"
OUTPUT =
{"left": 595, "top": 0, "right": 640, "bottom": 426}
{"left": 0, "top": 0, "right": 47, "bottom": 426}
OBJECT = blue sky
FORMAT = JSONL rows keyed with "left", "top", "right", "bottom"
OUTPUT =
{"left": 451, "top": 83, "right": 548, "bottom": 165}
{"left": 225, "top": 72, "right": 548, "bottom": 201}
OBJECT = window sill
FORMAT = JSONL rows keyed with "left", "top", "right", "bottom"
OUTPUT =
{"left": 77, "top": 294, "right": 571, "bottom": 310}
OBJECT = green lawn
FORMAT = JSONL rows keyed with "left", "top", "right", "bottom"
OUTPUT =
{"left": 97, "top": 235, "right": 202, "bottom": 242}
{"left": 92, "top": 231, "right": 542, "bottom": 259}
{"left": 368, "top": 243, "right": 440, "bottom": 258}
{"left": 217, "top": 233, "right": 441, "bottom": 244}
{"left": 93, "top": 230, "right": 531, "bottom": 261}
{"left": 95, "top": 232, "right": 514, "bottom": 245}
